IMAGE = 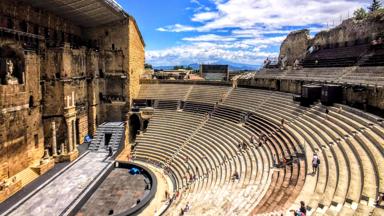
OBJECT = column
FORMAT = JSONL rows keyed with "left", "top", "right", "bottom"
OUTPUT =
{"left": 72, "top": 91, "right": 75, "bottom": 107}
{"left": 51, "top": 121, "right": 57, "bottom": 156}
{"left": 72, "top": 120, "right": 77, "bottom": 150}
{"left": 67, "top": 120, "right": 73, "bottom": 153}
{"left": 66, "top": 96, "right": 70, "bottom": 108}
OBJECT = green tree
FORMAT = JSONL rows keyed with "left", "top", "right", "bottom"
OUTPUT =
{"left": 144, "top": 63, "right": 153, "bottom": 69}
{"left": 353, "top": 7, "right": 368, "bottom": 20}
{"left": 186, "top": 66, "right": 193, "bottom": 70}
{"left": 368, "top": 0, "right": 382, "bottom": 12}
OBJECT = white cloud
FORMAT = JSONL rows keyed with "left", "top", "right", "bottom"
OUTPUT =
{"left": 191, "top": 12, "right": 219, "bottom": 22}
{"left": 146, "top": 40, "right": 278, "bottom": 66}
{"left": 183, "top": 34, "right": 237, "bottom": 42}
{"left": 160, "top": 0, "right": 367, "bottom": 32}
{"left": 156, "top": 24, "right": 197, "bottom": 32}
{"left": 151, "top": 0, "right": 368, "bottom": 65}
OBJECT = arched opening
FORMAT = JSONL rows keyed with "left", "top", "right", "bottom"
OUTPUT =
{"left": 129, "top": 114, "right": 141, "bottom": 142}
{"left": 0, "top": 46, "right": 25, "bottom": 85}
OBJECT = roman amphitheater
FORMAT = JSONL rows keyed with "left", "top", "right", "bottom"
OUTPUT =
{"left": 0, "top": 0, "right": 384, "bottom": 216}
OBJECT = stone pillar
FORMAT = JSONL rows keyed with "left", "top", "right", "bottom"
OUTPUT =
{"left": 60, "top": 143, "right": 65, "bottom": 155}
{"left": 51, "top": 121, "right": 57, "bottom": 156}
{"left": 72, "top": 120, "right": 77, "bottom": 150}
{"left": 66, "top": 120, "right": 73, "bottom": 153}
{"left": 72, "top": 91, "right": 75, "bottom": 107}
{"left": 66, "top": 96, "right": 70, "bottom": 108}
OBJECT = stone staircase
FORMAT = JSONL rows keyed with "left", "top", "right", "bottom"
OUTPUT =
{"left": 88, "top": 122, "right": 125, "bottom": 154}
{"left": 17, "top": 168, "right": 39, "bottom": 187}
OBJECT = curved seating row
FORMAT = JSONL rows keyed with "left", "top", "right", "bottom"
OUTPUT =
{"left": 132, "top": 84, "right": 384, "bottom": 216}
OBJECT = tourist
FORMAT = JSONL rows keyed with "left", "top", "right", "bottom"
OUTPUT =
{"left": 180, "top": 208, "right": 184, "bottom": 216}
{"left": 242, "top": 140, "right": 247, "bottom": 150}
{"left": 250, "top": 135, "right": 256, "bottom": 146}
{"left": 281, "top": 118, "right": 285, "bottom": 128}
{"left": 185, "top": 202, "right": 191, "bottom": 212}
{"left": 185, "top": 156, "right": 189, "bottom": 163}
{"left": 337, "top": 106, "right": 343, "bottom": 113}
{"left": 108, "top": 146, "right": 113, "bottom": 157}
{"left": 371, "top": 39, "right": 378, "bottom": 47}
{"left": 232, "top": 171, "right": 240, "bottom": 181}
{"left": 283, "top": 156, "right": 287, "bottom": 166}
{"left": 376, "top": 193, "right": 384, "bottom": 206}
{"left": 294, "top": 59, "right": 300, "bottom": 70}
{"left": 312, "top": 153, "right": 319, "bottom": 174}
{"left": 273, "top": 154, "right": 277, "bottom": 167}
{"left": 295, "top": 201, "right": 307, "bottom": 216}
{"left": 325, "top": 108, "right": 329, "bottom": 120}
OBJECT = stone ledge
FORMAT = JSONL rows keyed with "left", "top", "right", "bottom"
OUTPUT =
{"left": 56, "top": 151, "right": 79, "bottom": 163}
{"left": 0, "top": 180, "right": 22, "bottom": 203}
{"left": 32, "top": 159, "right": 55, "bottom": 175}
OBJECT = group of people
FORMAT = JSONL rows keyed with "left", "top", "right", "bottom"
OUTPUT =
{"left": 239, "top": 112, "right": 251, "bottom": 124}
{"left": 294, "top": 201, "right": 307, "bottom": 216}
{"left": 238, "top": 140, "right": 249, "bottom": 151}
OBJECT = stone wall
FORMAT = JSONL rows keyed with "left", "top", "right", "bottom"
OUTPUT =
{"left": 0, "top": 0, "right": 146, "bottom": 182}
{"left": 312, "top": 14, "right": 384, "bottom": 47}
{"left": 128, "top": 17, "right": 145, "bottom": 106}
{"left": 237, "top": 78, "right": 384, "bottom": 114}
{"left": 279, "top": 30, "right": 310, "bottom": 66}
{"left": 279, "top": 12, "right": 384, "bottom": 66}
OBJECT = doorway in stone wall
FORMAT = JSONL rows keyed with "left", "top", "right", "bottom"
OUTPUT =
{"left": 76, "top": 119, "right": 80, "bottom": 145}
{"left": 129, "top": 114, "right": 141, "bottom": 142}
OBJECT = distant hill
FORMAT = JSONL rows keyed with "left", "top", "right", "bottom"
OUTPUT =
{"left": 153, "top": 61, "right": 260, "bottom": 71}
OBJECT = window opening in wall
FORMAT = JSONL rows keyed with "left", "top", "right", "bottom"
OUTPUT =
{"left": 34, "top": 134, "right": 39, "bottom": 148}
{"left": 29, "top": 96, "right": 34, "bottom": 108}
{"left": 76, "top": 119, "right": 80, "bottom": 146}
{"left": 112, "top": 44, "right": 115, "bottom": 50}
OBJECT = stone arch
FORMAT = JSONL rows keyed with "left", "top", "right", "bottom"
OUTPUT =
{"left": 0, "top": 45, "right": 25, "bottom": 85}
{"left": 129, "top": 114, "right": 141, "bottom": 142}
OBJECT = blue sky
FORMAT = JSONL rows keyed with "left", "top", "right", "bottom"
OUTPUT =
{"left": 117, "top": 0, "right": 368, "bottom": 66}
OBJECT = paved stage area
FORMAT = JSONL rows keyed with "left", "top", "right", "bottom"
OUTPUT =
{"left": 77, "top": 168, "right": 147, "bottom": 215}
{"left": 4, "top": 152, "right": 110, "bottom": 216}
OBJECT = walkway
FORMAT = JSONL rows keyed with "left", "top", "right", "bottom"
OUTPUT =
{"left": 2, "top": 151, "right": 111, "bottom": 216}
{"left": 0, "top": 144, "right": 89, "bottom": 215}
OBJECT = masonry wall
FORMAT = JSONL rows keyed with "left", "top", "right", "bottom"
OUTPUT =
{"left": 128, "top": 17, "right": 145, "bottom": 106}
{"left": 279, "top": 30, "right": 310, "bottom": 66}
{"left": 279, "top": 13, "right": 384, "bottom": 67}
{"left": 0, "top": 44, "right": 43, "bottom": 179}
{"left": 85, "top": 21, "right": 130, "bottom": 124}
{"left": 237, "top": 78, "right": 384, "bottom": 114}
{"left": 0, "top": 0, "right": 146, "bottom": 181}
